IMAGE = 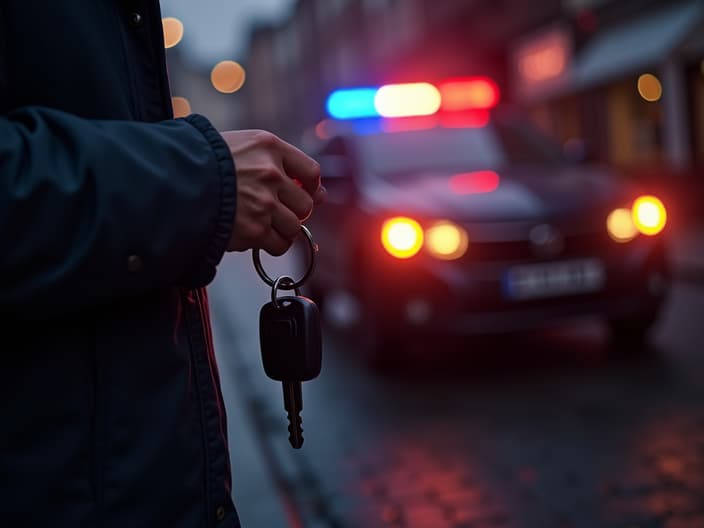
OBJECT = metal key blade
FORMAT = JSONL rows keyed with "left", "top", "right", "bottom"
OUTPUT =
{"left": 282, "top": 380, "right": 304, "bottom": 448}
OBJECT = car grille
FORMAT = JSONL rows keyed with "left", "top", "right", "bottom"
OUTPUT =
{"left": 460, "top": 230, "right": 608, "bottom": 264}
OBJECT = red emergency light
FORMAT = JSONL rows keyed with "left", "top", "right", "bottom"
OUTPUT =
{"left": 438, "top": 77, "right": 500, "bottom": 112}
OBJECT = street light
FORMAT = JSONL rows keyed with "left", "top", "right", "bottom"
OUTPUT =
{"left": 171, "top": 96, "right": 191, "bottom": 118}
{"left": 211, "top": 60, "right": 246, "bottom": 94}
{"left": 637, "top": 73, "right": 662, "bottom": 102}
{"left": 162, "top": 17, "right": 184, "bottom": 49}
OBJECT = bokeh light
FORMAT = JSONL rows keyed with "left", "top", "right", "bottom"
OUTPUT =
{"left": 449, "top": 170, "right": 500, "bottom": 194}
{"left": 425, "top": 221, "right": 469, "bottom": 260}
{"left": 211, "top": 60, "right": 246, "bottom": 94}
{"left": 171, "top": 96, "right": 191, "bottom": 118}
{"left": 439, "top": 78, "right": 500, "bottom": 111}
{"left": 632, "top": 195, "right": 667, "bottom": 235}
{"left": 374, "top": 83, "right": 441, "bottom": 118}
{"left": 637, "top": 73, "right": 662, "bottom": 102}
{"left": 518, "top": 45, "right": 567, "bottom": 82}
{"left": 381, "top": 217, "right": 424, "bottom": 259}
{"left": 606, "top": 208, "right": 638, "bottom": 243}
{"left": 162, "top": 17, "right": 184, "bottom": 49}
{"left": 315, "top": 119, "right": 336, "bottom": 140}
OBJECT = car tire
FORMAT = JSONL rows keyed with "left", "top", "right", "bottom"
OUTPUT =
{"left": 607, "top": 310, "right": 659, "bottom": 357}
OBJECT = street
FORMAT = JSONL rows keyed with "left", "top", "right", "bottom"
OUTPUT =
{"left": 209, "top": 242, "right": 704, "bottom": 528}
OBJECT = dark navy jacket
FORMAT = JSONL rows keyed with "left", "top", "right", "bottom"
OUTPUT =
{"left": 0, "top": 1, "right": 241, "bottom": 526}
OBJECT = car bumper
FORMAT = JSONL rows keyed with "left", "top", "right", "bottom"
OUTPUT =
{"left": 362, "top": 236, "right": 669, "bottom": 335}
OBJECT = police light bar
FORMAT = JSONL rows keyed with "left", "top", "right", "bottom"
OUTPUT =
{"left": 325, "top": 77, "right": 500, "bottom": 120}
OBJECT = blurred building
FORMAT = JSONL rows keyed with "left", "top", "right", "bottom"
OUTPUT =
{"left": 241, "top": 0, "right": 562, "bottom": 140}
{"left": 241, "top": 0, "right": 704, "bottom": 185}
{"left": 166, "top": 45, "right": 244, "bottom": 131}
{"left": 513, "top": 0, "right": 704, "bottom": 178}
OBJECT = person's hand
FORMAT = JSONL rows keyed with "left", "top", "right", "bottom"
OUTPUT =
{"left": 220, "top": 130, "right": 326, "bottom": 256}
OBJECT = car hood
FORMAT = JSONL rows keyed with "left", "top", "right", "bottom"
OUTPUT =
{"left": 359, "top": 165, "right": 636, "bottom": 222}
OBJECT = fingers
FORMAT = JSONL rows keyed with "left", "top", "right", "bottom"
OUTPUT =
{"left": 278, "top": 178, "right": 314, "bottom": 221}
{"left": 222, "top": 129, "right": 325, "bottom": 254}
{"left": 259, "top": 229, "right": 293, "bottom": 257}
{"left": 253, "top": 202, "right": 300, "bottom": 256}
{"left": 313, "top": 185, "right": 327, "bottom": 206}
{"left": 279, "top": 140, "right": 321, "bottom": 197}
{"left": 271, "top": 201, "right": 302, "bottom": 241}
{"left": 227, "top": 185, "right": 303, "bottom": 254}
{"left": 228, "top": 208, "right": 297, "bottom": 256}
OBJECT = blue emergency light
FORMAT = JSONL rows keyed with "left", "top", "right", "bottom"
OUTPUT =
{"left": 326, "top": 88, "right": 378, "bottom": 120}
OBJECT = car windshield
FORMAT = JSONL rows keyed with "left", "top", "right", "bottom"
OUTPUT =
{"left": 356, "top": 118, "right": 566, "bottom": 181}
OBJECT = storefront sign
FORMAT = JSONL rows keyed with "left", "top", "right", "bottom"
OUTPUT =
{"left": 511, "top": 25, "right": 573, "bottom": 102}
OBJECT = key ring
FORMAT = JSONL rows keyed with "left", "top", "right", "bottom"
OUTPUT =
{"left": 253, "top": 225, "right": 317, "bottom": 290}
{"left": 270, "top": 275, "right": 302, "bottom": 308}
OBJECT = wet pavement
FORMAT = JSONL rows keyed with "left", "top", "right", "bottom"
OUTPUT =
{"left": 209, "top": 234, "right": 704, "bottom": 528}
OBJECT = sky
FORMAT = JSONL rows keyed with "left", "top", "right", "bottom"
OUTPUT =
{"left": 160, "top": 0, "right": 296, "bottom": 67}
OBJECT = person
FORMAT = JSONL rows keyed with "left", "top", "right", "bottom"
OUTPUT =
{"left": 0, "top": 1, "right": 324, "bottom": 527}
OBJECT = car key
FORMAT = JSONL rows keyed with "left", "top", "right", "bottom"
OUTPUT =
{"left": 260, "top": 276, "right": 322, "bottom": 448}
{"left": 282, "top": 380, "right": 304, "bottom": 448}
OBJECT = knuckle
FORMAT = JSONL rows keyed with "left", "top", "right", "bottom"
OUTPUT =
{"left": 260, "top": 195, "right": 277, "bottom": 213}
{"left": 255, "top": 130, "right": 279, "bottom": 148}
{"left": 260, "top": 163, "right": 281, "bottom": 181}
{"left": 251, "top": 190, "right": 276, "bottom": 214}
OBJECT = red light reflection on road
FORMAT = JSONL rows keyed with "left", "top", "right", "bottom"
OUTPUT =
{"left": 350, "top": 440, "right": 503, "bottom": 527}
{"left": 449, "top": 170, "right": 500, "bottom": 194}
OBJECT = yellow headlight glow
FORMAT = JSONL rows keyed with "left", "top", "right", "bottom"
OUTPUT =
{"left": 425, "top": 221, "right": 469, "bottom": 259}
{"left": 381, "top": 217, "right": 424, "bottom": 259}
{"left": 606, "top": 208, "right": 638, "bottom": 243}
{"left": 632, "top": 195, "right": 667, "bottom": 236}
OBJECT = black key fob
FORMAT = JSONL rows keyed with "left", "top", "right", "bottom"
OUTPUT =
{"left": 259, "top": 294, "right": 322, "bottom": 382}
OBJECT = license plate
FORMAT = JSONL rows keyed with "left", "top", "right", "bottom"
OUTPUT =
{"left": 503, "top": 259, "right": 605, "bottom": 300}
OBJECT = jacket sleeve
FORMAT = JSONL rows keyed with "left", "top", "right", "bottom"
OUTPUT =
{"left": 0, "top": 106, "right": 236, "bottom": 318}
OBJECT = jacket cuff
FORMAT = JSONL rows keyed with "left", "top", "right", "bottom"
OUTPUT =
{"left": 182, "top": 114, "right": 236, "bottom": 287}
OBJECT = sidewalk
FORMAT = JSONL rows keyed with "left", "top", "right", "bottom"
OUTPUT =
{"left": 657, "top": 171, "right": 704, "bottom": 282}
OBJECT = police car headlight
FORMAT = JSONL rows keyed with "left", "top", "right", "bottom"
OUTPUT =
{"left": 425, "top": 221, "right": 469, "bottom": 260}
{"left": 381, "top": 217, "right": 424, "bottom": 259}
{"left": 632, "top": 195, "right": 667, "bottom": 236}
{"left": 607, "top": 207, "right": 638, "bottom": 243}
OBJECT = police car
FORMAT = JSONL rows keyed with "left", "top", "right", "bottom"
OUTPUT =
{"left": 301, "top": 78, "right": 669, "bottom": 365}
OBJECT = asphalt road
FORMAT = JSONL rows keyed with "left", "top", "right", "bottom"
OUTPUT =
{"left": 209, "top": 246, "right": 704, "bottom": 528}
